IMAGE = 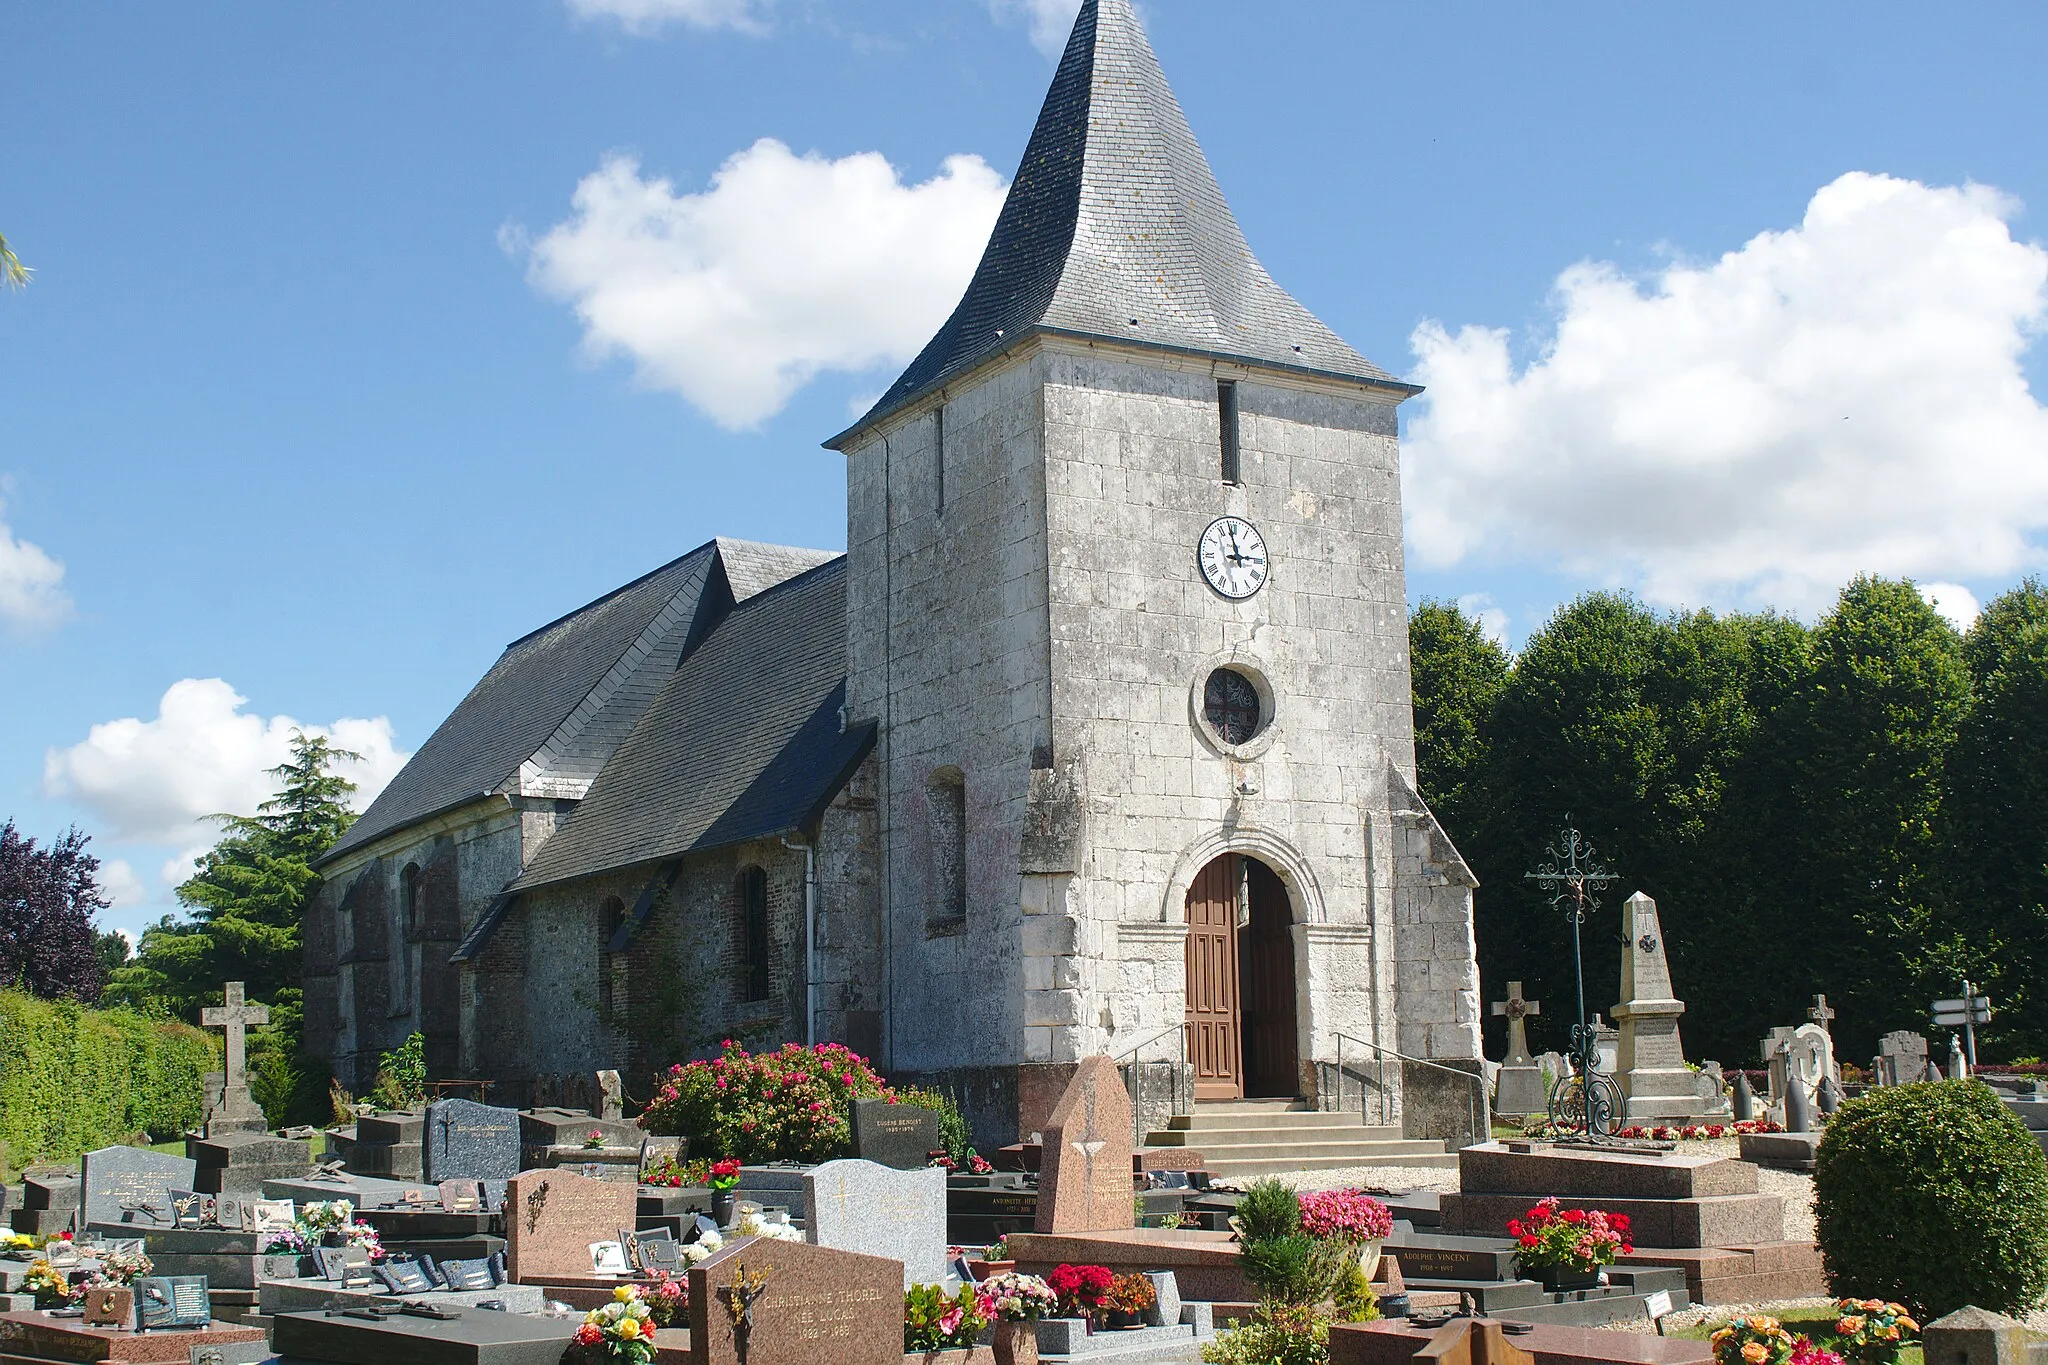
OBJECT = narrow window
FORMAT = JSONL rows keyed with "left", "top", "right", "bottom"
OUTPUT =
{"left": 1218, "top": 381, "right": 1241, "bottom": 485}
{"left": 738, "top": 867, "right": 769, "bottom": 1002}
{"left": 400, "top": 863, "right": 423, "bottom": 936}
{"left": 395, "top": 863, "right": 422, "bottom": 1015}
{"left": 928, "top": 768, "right": 967, "bottom": 925}
{"left": 934, "top": 404, "right": 947, "bottom": 514}
{"left": 598, "top": 896, "right": 626, "bottom": 1017}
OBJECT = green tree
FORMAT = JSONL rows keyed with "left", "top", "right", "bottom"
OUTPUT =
{"left": 1408, "top": 599, "right": 1509, "bottom": 843}
{"left": 1946, "top": 579, "right": 2048, "bottom": 1054}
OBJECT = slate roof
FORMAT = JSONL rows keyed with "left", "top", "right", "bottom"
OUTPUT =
{"left": 509, "top": 556, "right": 873, "bottom": 893}
{"left": 324, "top": 538, "right": 837, "bottom": 867}
{"left": 833, "top": 0, "right": 1407, "bottom": 447}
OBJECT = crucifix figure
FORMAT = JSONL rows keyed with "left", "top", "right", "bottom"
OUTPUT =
{"left": 1491, "top": 983, "right": 1541, "bottom": 1066}
{"left": 1808, "top": 995, "right": 1835, "bottom": 1030}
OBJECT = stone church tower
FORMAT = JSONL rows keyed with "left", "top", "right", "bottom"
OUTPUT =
{"left": 828, "top": 0, "right": 1480, "bottom": 1134}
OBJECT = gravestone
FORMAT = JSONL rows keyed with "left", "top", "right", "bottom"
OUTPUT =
{"left": 1879, "top": 1030, "right": 1930, "bottom": 1086}
{"left": 1034, "top": 1055, "right": 1134, "bottom": 1234}
{"left": 1732, "top": 1070, "right": 1754, "bottom": 1122}
{"left": 1696, "top": 1060, "right": 1728, "bottom": 1114}
{"left": 81, "top": 1145, "right": 196, "bottom": 1229}
{"left": 1612, "top": 893, "right": 1708, "bottom": 1120}
{"left": 597, "top": 1070, "right": 624, "bottom": 1122}
{"left": 13, "top": 1170, "right": 80, "bottom": 1237}
{"left": 423, "top": 1099, "right": 521, "bottom": 1182}
{"left": 1489, "top": 983, "right": 1547, "bottom": 1120}
{"left": 688, "top": 1234, "right": 903, "bottom": 1365}
{"left": 850, "top": 1098, "right": 942, "bottom": 1170}
{"left": 200, "top": 981, "right": 272, "bottom": 1136}
{"left": 1760, "top": 1026, "right": 1798, "bottom": 1112}
{"left": 504, "top": 1167, "right": 637, "bottom": 1281}
{"left": 640, "top": 1136, "right": 684, "bottom": 1179}
{"left": 804, "top": 1158, "right": 947, "bottom": 1286}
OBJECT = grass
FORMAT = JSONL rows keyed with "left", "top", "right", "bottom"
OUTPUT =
{"left": 1666, "top": 1312, "right": 1923, "bottom": 1365}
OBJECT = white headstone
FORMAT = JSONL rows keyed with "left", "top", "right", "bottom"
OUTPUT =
{"left": 803, "top": 1158, "right": 945, "bottom": 1288}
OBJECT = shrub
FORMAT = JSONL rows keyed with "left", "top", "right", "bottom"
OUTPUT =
{"left": 1234, "top": 1178, "right": 1302, "bottom": 1242}
{"left": 1297, "top": 1189, "right": 1393, "bottom": 1243}
{"left": 1200, "top": 1302, "right": 1333, "bottom": 1365}
{"left": 896, "top": 1085, "right": 971, "bottom": 1164}
{"left": 1331, "top": 1263, "right": 1380, "bottom": 1323}
{"left": 0, "top": 989, "right": 215, "bottom": 1171}
{"left": 1813, "top": 1079, "right": 2048, "bottom": 1316}
{"left": 639, "top": 1040, "right": 890, "bottom": 1164}
{"left": 1239, "top": 1233, "right": 1355, "bottom": 1306}
{"left": 370, "top": 1033, "right": 427, "bottom": 1110}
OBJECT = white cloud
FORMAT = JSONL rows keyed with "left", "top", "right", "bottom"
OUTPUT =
{"left": 522, "top": 140, "right": 1007, "bottom": 429}
{"left": 1920, "top": 581, "right": 1982, "bottom": 631}
{"left": 99, "top": 860, "right": 149, "bottom": 911}
{"left": 42, "top": 678, "right": 411, "bottom": 851}
{"left": 1457, "top": 593, "right": 1511, "bottom": 650}
{"left": 566, "top": 0, "right": 770, "bottom": 35}
{"left": 0, "top": 499, "right": 71, "bottom": 627}
{"left": 988, "top": 0, "right": 1082, "bottom": 56}
{"left": 1404, "top": 173, "right": 2048, "bottom": 616}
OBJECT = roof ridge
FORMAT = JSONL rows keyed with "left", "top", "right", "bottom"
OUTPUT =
{"left": 503, "top": 539, "right": 720, "bottom": 651}
{"left": 725, "top": 551, "right": 847, "bottom": 613}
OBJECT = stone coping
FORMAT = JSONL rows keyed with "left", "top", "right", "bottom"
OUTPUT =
{"left": 1458, "top": 1143, "right": 1759, "bottom": 1200}
{"left": 1329, "top": 1318, "right": 1713, "bottom": 1365}
{"left": 0, "top": 1309, "right": 267, "bottom": 1365}
{"left": 258, "top": 1275, "right": 544, "bottom": 1317}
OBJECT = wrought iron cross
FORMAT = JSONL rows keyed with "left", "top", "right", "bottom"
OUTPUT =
{"left": 1525, "top": 823, "right": 1614, "bottom": 1080}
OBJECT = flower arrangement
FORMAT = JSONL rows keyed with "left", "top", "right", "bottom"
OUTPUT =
{"left": 638, "top": 1271, "right": 688, "bottom": 1327}
{"left": 679, "top": 1229, "right": 725, "bottom": 1267}
{"left": 731, "top": 1208, "right": 802, "bottom": 1242}
{"left": 573, "top": 1284, "right": 658, "bottom": 1363}
{"left": 1713, "top": 1317, "right": 1801, "bottom": 1365}
{"left": 300, "top": 1200, "right": 356, "bottom": 1232}
{"left": 928, "top": 1151, "right": 995, "bottom": 1174}
{"left": 1046, "top": 1263, "right": 1114, "bottom": 1320}
{"left": 1107, "top": 1272, "right": 1157, "bottom": 1318}
{"left": 1793, "top": 1345, "right": 1846, "bottom": 1365}
{"left": 1831, "top": 1300, "right": 1919, "bottom": 1365}
{"left": 584, "top": 1130, "right": 608, "bottom": 1151}
{"left": 78, "top": 1243, "right": 153, "bottom": 1292}
{"left": 1, "top": 1233, "right": 38, "bottom": 1255}
{"left": 708, "top": 1158, "right": 742, "bottom": 1192}
{"left": 639, "top": 1040, "right": 891, "bottom": 1164}
{"left": 905, "top": 1282, "right": 994, "bottom": 1352}
{"left": 980, "top": 1272, "right": 1059, "bottom": 1321}
{"left": 24, "top": 1259, "right": 71, "bottom": 1310}
{"left": 1506, "top": 1198, "right": 1633, "bottom": 1272}
{"left": 1297, "top": 1189, "right": 1394, "bottom": 1243}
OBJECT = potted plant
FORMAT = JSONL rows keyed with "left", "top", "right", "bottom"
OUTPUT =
{"left": 1711, "top": 1314, "right": 1800, "bottom": 1365}
{"left": 904, "top": 1282, "right": 993, "bottom": 1359}
{"left": 708, "top": 1158, "right": 742, "bottom": 1227}
{"left": 1298, "top": 1189, "right": 1395, "bottom": 1280}
{"left": 573, "top": 1284, "right": 659, "bottom": 1363}
{"left": 24, "top": 1259, "right": 72, "bottom": 1310}
{"left": 968, "top": 1238, "right": 1017, "bottom": 1280}
{"left": 981, "top": 1272, "right": 1058, "bottom": 1365}
{"left": 584, "top": 1129, "right": 608, "bottom": 1151}
{"left": 1102, "top": 1273, "right": 1155, "bottom": 1330}
{"left": 1045, "top": 1263, "right": 1112, "bottom": 1328}
{"left": 1508, "top": 1197, "right": 1632, "bottom": 1292}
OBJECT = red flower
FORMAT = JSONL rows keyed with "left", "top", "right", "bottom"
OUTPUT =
{"left": 1519, "top": 1234, "right": 1540, "bottom": 1248}
{"left": 1621, "top": 1242, "right": 1634, "bottom": 1254}
{"left": 574, "top": 1324, "right": 603, "bottom": 1347}
{"left": 1608, "top": 1213, "right": 1631, "bottom": 1233}
{"left": 1561, "top": 1208, "right": 1586, "bottom": 1225}
{"left": 1506, "top": 1219, "right": 1524, "bottom": 1237}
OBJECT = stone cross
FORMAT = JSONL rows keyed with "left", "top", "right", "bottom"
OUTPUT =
{"left": 1808, "top": 995, "right": 1836, "bottom": 1029}
{"left": 1490, "top": 983, "right": 1541, "bottom": 1066}
{"left": 201, "top": 982, "right": 267, "bottom": 1094}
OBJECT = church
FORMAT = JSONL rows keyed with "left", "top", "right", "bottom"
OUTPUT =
{"left": 303, "top": 0, "right": 1483, "bottom": 1145}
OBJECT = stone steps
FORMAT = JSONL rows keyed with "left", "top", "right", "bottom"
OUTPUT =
{"left": 1147, "top": 1103, "right": 1455, "bottom": 1178}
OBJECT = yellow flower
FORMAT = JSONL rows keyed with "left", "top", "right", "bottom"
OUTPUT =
{"left": 1883, "top": 1328, "right": 1899, "bottom": 1341}
{"left": 615, "top": 1285, "right": 636, "bottom": 1302}
{"left": 1713, "top": 1329, "right": 1734, "bottom": 1345}
{"left": 1743, "top": 1343, "right": 1769, "bottom": 1363}
{"left": 618, "top": 1319, "right": 641, "bottom": 1340}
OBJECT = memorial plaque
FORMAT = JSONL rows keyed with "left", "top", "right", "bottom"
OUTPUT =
{"left": 81, "top": 1286, "right": 134, "bottom": 1330}
{"left": 439, "top": 1179, "right": 486, "bottom": 1213}
{"left": 589, "top": 1241, "right": 631, "bottom": 1276}
{"left": 423, "top": 1100, "right": 521, "bottom": 1182}
{"left": 375, "top": 1258, "right": 437, "bottom": 1295}
{"left": 214, "top": 1196, "right": 244, "bottom": 1231}
{"left": 313, "top": 1246, "right": 351, "bottom": 1281}
{"left": 136, "top": 1275, "right": 212, "bottom": 1329}
{"left": 804, "top": 1159, "right": 947, "bottom": 1287}
{"left": 248, "top": 1198, "right": 296, "bottom": 1233}
{"left": 849, "top": 1099, "right": 942, "bottom": 1171}
{"left": 439, "top": 1256, "right": 499, "bottom": 1291}
{"left": 169, "top": 1189, "right": 214, "bottom": 1229}
{"left": 688, "top": 1236, "right": 903, "bottom": 1365}
{"left": 504, "top": 1169, "right": 637, "bottom": 1281}
{"left": 81, "top": 1146, "right": 196, "bottom": 1229}
{"left": 639, "top": 1136, "right": 684, "bottom": 1180}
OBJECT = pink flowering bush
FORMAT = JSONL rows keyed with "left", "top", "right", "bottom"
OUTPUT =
{"left": 1297, "top": 1189, "right": 1394, "bottom": 1243}
{"left": 639, "top": 1040, "right": 892, "bottom": 1163}
{"left": 1506, "top": 1197, "right": 1632, "bottom": 1272}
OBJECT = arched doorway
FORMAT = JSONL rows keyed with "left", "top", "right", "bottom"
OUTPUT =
{"left": 1184, "top": 854, "right": 1300, "bottom": 1100}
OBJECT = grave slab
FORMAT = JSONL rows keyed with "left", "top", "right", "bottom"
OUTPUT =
{"left": 0, "top": 1309, "right": 266, "bottom": 1365}
{"left": 423, "top": 1101, "right": 522, "bottom": 1183}
{"left": 1441, "top": 1192, "right": 1784, "bottom": 1249}
{"left": 1737, "top": 1132, "right": 1822, "bottom": 1172}
{"left": 258, "top": 1275, "right": 544, "bottom": 1317}
{"left": 805, "top": 1159, "right": 946, "bottom": 1287}
{"left": 1006, "top": 1227, "right": 1253, "bottom": 1302}
{"left": 270, "top": 1305, "right": 584, "bottom": 1365}
{"left": 517, "top": 1108, "right": 639, "bottom": 1167}
{"left": 1455, "top": 1144, "right": 1758, "bottom": 1201}
{"left": 687, "top": 1234, "right": 902, "bottom": 1365}
{"left": 1329, "top": 1318, "right": 1713, "bottom": 1365}
{"left": 80, "top": 1148, "right": 196, "bottom": 1231}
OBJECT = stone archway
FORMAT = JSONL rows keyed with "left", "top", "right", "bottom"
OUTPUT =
{"left": 1183, "top": 853, "right": 1301, "bottom": 1101}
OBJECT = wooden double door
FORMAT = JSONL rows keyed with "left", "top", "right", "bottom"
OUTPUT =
{"left": 1184, "top": 854, "right": 1300, "bottom": 1100}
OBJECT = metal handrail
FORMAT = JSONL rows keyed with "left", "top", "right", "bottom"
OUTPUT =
{"left": 1113, "top": 1023, "right": 1191, "bottom": 1146}
{"left": 1329, "top": 1030, "right": 1488, "bottom": 1148}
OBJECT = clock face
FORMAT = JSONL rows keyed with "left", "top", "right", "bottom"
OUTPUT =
{"left": 1197, "top": 516, "right": 1269, "bottom": 599}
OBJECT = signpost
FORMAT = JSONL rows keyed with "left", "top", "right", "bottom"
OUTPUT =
{"left": 1931, "top": 982, "right": 1992, "bottom": 1073}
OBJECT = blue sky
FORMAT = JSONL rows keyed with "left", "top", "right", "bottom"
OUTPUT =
{"left": 4, "top": 1, "right": 2045, "bottom": 939}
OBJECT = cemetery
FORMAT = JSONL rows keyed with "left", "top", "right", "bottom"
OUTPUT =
{"left": 5, "top": 3, "right": 2048, "bottom": 1365}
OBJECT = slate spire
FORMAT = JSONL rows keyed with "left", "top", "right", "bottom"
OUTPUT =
{"left": 839, "top": 0, "right": 1403, "bottom": 443}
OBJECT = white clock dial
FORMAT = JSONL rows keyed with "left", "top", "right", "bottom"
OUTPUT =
{"left": 1197, "top": 516, "right": 1269, "bottom": 600}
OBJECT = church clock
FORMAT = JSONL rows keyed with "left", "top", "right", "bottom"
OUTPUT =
{"left": 1197, "top": 516, "right": 1269, "bottom": 600}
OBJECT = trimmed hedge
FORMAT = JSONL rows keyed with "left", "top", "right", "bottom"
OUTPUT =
{"left": 0, "top": 990, "right": 217, "bottom": 1171}
{"left": 1814, "top": 1078, "right": 2048, "bottom": 1316}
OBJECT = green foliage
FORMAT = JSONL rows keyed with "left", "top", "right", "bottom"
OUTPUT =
{"left": 0, "top": 989, "right": 216, "bottom": 1172}
{"left": 1233, "top": 1178, "right": 1301, "bottom": 1242}
{"left": 1813, "top": 1080, "right": 2048, "bottom": 1316}
{"left": 1200, "top": 1302, "right": 1334, "bottom": 1365}
{"left": 1410, "top": 599, "right": 1510, "bottom": 839}
{"left": 371, "top": 1033, "right": 428, "bottom": 1109}
{"left": 639, "top": 1040, "right": 891, "bottom": 1163}
{"left": 1238, "top": 1233, "right": 1355, "bottom": 1307}
{"left": 896, "top": 1086, "right": 970, "bottom": 1164}
{"left": 1331, "top": 1263, "right": 1380, "bottom": 1323}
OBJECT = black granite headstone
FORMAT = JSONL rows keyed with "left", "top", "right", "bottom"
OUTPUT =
{"left": 136, "top": 1274, "right": 212, "bottom": 1329}
{"left": 439, "top": 1256, "right": 500, "bottom": 1290}
{"left": 272, "top": 1306, "right": 583, "bottom": 1365}
{"left": 850, "top": 1098, "right": 942, "bottom": 1170}
{"left": 424, "top": 1100, "right": 521, "bottom": 1182}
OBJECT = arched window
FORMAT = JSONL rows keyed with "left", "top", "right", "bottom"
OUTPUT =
{"left": 928, "top": 768, "right": 967, "bottom": 926}
{"left": 737, "top": 868, "right": 769, "bottom": 1002}
{"left": 598, "top": 896, "right": 626, "bottom": 1018}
